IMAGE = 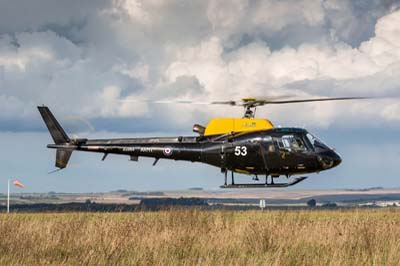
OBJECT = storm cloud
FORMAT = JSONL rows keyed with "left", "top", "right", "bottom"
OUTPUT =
{"left": 1, "top": 0, "right": 400, "bottom": 132}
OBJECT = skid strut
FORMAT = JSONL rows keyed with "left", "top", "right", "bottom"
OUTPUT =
{"left": 224, "top": 170, "right": 227, "bottom": 186}
{"left": 220, "top": 176, "right": 308, "bottom": 188}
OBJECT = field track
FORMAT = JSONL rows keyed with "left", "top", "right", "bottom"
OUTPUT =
{"left": 0, "top": 209, "right": 399, "bottom": 266}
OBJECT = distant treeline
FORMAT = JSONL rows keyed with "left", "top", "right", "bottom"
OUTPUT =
{"left": 123, "top": 191, "right": 165, "bottom": 197}
{"left": 140, "top": 197, "right": 208, "bottom": 210}
{"left": 0, "top": 202, "right": 138, "bottom": 212}
{"left": 0, "top": 198, "right": 208, "bottom": 212}
{"left": 0, "top": 197, "right": 386, "bottom": 213}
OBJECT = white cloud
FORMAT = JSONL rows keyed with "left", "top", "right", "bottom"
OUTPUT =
{"left": 0, "top": 94, "right": 27, "bottom": 118}
{"left": 0, "top": 34, "right": 55, "bottom": 71}
{"left": 102, "top": 0, "right": 151, "bottom": 24}
{"left": 0, "top": 0, "right": 110, "bottom": 34}
{"left": 381, "top": 103, "right": 400, "bottom": 121}
{"left": 0, "top": 0, "right": 400, "bottom": 131}
{"left": 207, "top": 0, "right": 249, "bottom": 30}
{"left": 158, "top": 9, "right": 400, "bottom": 128}
{"left": 253, "top": 0, "right": 325, "bottom": 31}
{"left": 113, "top": 63, "right": 149, "bottom": 82}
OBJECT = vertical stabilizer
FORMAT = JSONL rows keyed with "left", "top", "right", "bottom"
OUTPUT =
{"left": 38, "top": 106, "right": 73, "bottom": 169}
{"left": 38, "top": 106, "right": 70, "bottom": 144}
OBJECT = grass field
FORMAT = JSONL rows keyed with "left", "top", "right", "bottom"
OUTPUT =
{"left": 0, "top": 209, "right": 400, "bottom": 266}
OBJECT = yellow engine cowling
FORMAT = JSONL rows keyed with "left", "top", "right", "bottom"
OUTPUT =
{"left": 204, "top": 118, "right": 274, "bottom": 136}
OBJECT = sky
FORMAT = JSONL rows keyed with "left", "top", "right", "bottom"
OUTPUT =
{"left": 0, "top": 0, "right": 400, "bottom": 192}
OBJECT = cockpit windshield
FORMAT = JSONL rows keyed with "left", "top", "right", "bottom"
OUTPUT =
{"left": 306, "top": 132, "right": 331, "bottom": 151}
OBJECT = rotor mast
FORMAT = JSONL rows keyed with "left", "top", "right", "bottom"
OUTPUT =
{"left": 243, "top": 105, "right": 257, "bottom": 118}
{"left": 242, "top": 98, "right": 259, "bottom": 118}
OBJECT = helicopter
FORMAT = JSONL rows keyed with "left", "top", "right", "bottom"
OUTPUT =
{"left": 38, "top": 96, "right": 363, "bottom": 188}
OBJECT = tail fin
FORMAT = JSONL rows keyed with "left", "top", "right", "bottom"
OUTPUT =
{"left": 37, "top": 106, "right": 70, "bottom": 144}
{"left": 38, "top": 106, "right": 73, "bottom": 169}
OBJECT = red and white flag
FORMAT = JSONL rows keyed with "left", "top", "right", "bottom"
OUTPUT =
{"left": 13, "top": 180, "right": 25, "bottom": 188}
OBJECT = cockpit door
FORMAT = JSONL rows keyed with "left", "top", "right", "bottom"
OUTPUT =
{"left": 260, "top": 135, "right": 281, "bottom": 173}
{"left": 274, "top": 134, "right": 314, "bottom": 171}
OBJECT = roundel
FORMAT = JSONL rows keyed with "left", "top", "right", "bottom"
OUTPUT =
{"left": 163, "top": 146, "right": 173, "bottom": 156}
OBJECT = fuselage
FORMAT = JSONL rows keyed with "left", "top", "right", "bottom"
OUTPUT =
{"left": 48, "top": 128, "right": 341, "bottom": 177}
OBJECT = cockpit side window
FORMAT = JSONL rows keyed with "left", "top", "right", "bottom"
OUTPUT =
{"left": 278, "top": 135, "right": 308, "bottom": 152}
{"left": 262, "top": 135, "right": 275, "bottom": 152}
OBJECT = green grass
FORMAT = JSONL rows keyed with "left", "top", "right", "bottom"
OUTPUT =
{"left": 0, "top": 209, "right": 400, "bottom": 265}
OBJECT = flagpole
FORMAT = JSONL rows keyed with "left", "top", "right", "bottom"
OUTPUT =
{"left": 7, "top": 179, "right": 10, "bottom": 213}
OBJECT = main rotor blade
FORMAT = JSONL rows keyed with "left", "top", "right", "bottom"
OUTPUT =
{"left": 119, "top": 95, "right": 294, "bottom": 106}
{"left": 118, "top": 96, "right": 370, "bottom": 107}
{"left": 210, "top": 100, "right": 238, "bottom": 105}
{"left": 119, "top": 99, "right": 211, "bottom": 105}
{"left": 260, "top": 97, "right": 370, "bottom": 105}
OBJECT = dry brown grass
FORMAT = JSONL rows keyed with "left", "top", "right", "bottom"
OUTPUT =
{"left": 0, "top": 209, "right": 400, "bottom": 266}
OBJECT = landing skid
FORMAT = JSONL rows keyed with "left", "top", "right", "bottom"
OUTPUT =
{"left": 220, "top": 176, "right": 308, "bottom": 188}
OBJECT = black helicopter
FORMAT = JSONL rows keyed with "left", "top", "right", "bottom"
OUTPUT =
{"left": 38, "top": 97, "right": 361, "bottom": 188}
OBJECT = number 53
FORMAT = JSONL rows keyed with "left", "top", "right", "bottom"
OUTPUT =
{"left": 234, "top": 146, "right": 247, "bottom": 156}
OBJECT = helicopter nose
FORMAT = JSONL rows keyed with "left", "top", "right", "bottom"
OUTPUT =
{"left": 317, "top": 150, "right": 342, "bottom": 169}
{"left": 331, "top": 151, "right": 342, "bottom": 168}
